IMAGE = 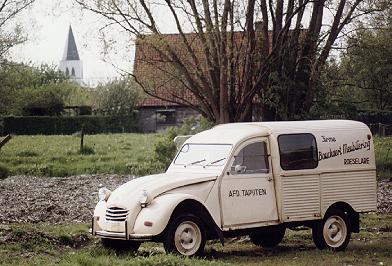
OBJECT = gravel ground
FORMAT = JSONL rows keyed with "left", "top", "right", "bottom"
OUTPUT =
{"left": 0, "top": 175, "right": 133, "bottom": 224}
{"left": 0, "top": 175, "right": 391, "bottom": 224}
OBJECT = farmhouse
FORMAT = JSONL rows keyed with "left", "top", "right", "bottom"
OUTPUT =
{"left": 133, "top": 23, "right": 285, "bottom": 132}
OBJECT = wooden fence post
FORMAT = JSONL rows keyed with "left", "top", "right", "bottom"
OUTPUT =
{"left": 0, "top": 134, "right": 12, "bottom": 150}
{"left": 80, "top": 127, "right": 84, "bottom": 152}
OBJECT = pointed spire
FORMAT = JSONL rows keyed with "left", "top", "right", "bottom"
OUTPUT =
{"left": 63, "top": 25, "right": 80, "bottom": 61}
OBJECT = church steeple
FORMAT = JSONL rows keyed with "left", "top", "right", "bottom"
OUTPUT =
{"left": 59, "top": 25, "right": 84, "bottom": 85}
{"left": 63, "top": 26, "right": 80, "bottom": 61}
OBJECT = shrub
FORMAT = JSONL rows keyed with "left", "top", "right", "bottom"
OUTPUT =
{"left": 154, "top": 130, "right": 178, "bottom": 169}
{"left": 153, "top": 116, "right": 215, "bottom": 169}
{"left": 0, "top": 163, "right": 9, "bottom": 179}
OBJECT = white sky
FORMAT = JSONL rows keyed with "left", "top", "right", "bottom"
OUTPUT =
{"left": 8, "top": 0, "right": 344, "bottom": 86}
{"left": 9, "top": 0, "right": 136, "bottom": 86}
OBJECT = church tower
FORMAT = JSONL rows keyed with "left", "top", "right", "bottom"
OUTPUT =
{"left": 59, "top": 25, "right": 83, "bottom": 85}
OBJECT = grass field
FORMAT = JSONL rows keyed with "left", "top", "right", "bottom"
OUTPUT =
{"left": 374, "top": 137, "right": 392, "bottom": 179}
{"left": 0, "top": 213, "right": 391, "bottom": 266}
{"left": 0, "top": 134, "right": 391, "bottom": 179}
{"left": 0, "top": 134, "right": 163, "bottom": 177}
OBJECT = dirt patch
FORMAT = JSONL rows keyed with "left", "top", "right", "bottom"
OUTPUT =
{"left": 0, "top": 175, "right": 391, "bottom": 224}
{"left": 377, "top": 178, "right": 392, "bottom": 214}
{"left": 0, "top": 175, "right": 132, "bottom": 224}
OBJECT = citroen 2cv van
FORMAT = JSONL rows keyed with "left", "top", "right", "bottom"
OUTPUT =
{"left": 91, "top": 120, "right": 377, "bottom": 256}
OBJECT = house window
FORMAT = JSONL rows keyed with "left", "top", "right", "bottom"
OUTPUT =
{"left": 71, "top": 67, "right": 75, "bottom": 76}
{"left": 231, "top": 142, "right": 269, "bottom": 175}
{"left": 156, "top": 110, "right": 176, "bottom": 125}
{"left": 65, "top": 67, "right": 69, "bottom": 76}
{"left": 278, "top": 133, "right": 318, "bottom": 170}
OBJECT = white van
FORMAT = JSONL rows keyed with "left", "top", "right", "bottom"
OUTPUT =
{"left": 92, "top": 120, "right": 377, "bottom": 256}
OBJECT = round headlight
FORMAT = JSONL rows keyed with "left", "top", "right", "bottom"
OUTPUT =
{"left": 98, "top": 187, "right": 111, "bottom": 201}
{"left": 139, "top": 190, "right": 151, "bottom": 207}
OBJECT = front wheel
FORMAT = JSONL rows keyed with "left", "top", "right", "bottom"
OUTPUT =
{"left": 312, "top": 209, "right": 351, "bottom": 251}
{"left": 164, "top": 214, "right": 206, "bottom": 257}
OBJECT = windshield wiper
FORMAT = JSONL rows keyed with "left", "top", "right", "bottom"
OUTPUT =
{"left": 204, "top": 157, "right": 227, "bottom": 167}
{"left": 185, "top": 159, "right": 206, "bottom": 167}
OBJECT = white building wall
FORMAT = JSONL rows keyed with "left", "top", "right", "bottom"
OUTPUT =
{"left": 59, "top": 60, "right": 83, "bottom": 85}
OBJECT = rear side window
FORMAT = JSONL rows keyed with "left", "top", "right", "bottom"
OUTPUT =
{"left": 278, "top": 134, "right": 318, "bottom": 170}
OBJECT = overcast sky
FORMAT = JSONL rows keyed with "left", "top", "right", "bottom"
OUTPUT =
{"left": 8, "top": 0, "right": 343, "bottom": 86}
{"left": 9, "top": 0, "right": 136, "bottom": 86}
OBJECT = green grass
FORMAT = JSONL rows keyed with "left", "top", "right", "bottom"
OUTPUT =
{"left": 0, "top": 214, "right": 391, "bottom": 266}
{"left": 374, "top": 137, "right": 392, "bottom": 179}
{"left": 0, "top": 134, "right": 164, "bottom": 177}
{"left": 0, "top": 134, "right": 391, "bottom": 179}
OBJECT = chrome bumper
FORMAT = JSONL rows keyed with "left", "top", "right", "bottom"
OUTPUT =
{"left": 91, "top": 217, "right": 153, "bottom": 241}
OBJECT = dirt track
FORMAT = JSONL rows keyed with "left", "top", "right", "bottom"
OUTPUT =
{"left": 0, "top": 175, "right": 390, "bottom": 224}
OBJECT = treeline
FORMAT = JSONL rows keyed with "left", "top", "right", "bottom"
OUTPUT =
{"left": 0, "top": 62, "right": 143, "bottom": 117}
{"left": 307, "top": 9, "right": 392, "bottom": 120}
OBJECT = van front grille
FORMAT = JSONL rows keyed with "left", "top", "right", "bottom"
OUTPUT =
{"left": 105, "top": 206, "right": 129, "bottom": 221}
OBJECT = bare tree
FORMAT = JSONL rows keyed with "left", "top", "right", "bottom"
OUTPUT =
{"left": 0, "top": 0, "right": 35, "bottom": 61}
{"left": 76, "top": 0, "right": 376, "bottom": 123}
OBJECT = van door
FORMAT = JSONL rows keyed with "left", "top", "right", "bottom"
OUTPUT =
{"left": 220, "top": 137, "right": 279, "bottom": 229}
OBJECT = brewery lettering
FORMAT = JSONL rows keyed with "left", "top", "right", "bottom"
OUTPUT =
{"left": 318, "top": 139, "right": 371, "bottom": 162}
{"left": 321, "top": 136, "right": 336, "bottom": 142}
{"left": 319, "top": 147, "right": 342, "bottom": 161}
{"left": 344, "top": 157, "right": 370, "bottom": 165}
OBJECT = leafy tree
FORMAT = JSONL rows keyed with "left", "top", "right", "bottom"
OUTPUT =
{"left": 77, "top": 0, "right": 377, "bottom": 122}
{"left": 0, "top": 62, "right": 79, "bottom": 116}
{"left": 339, "top": 14, "right": 392, "bottom": 111}
{"left": 94, "top": 78, "right": 143, "bottom": 116}
{"left": 301, "top": 0, "right": 392, "bottom": 118}
{"left": 0, "top": 0, "right": 35, "bottom": 62}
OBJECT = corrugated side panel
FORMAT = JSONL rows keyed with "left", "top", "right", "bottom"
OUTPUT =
{"left": 321, "top": 170, "right": 377, "bottom": 213}
{"left": 282, "top": 174, "right": 320, "bottom": 222}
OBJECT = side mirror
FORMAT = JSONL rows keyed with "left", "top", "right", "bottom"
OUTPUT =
{"left": 234, "top": 164, "right": 246, "bottom": 174}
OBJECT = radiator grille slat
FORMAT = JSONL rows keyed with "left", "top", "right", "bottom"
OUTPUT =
{"left": 105, "top": 206, "right": 129, "bottom": 222}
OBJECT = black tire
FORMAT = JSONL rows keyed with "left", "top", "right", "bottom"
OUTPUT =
{"left": 312, "top": 208, "right": 351, "bottom": 251}
{"left": 164, "top": 214, "right": 206, "bottom": 257}
{"left": 101, "top": 238, "right": 141, "bottom": 252}
{"left": 249, "top": 226, "right": 286, "bottom": 248}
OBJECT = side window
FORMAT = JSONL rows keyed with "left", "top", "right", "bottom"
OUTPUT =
{"left": 231, "top": 142, "right": 269, "bottom": 175}
{"left": 278, "top": 133, "right": 318, "bottom": 170}
{"left": 156, "top": 110, "right": 176, "bottom": 126}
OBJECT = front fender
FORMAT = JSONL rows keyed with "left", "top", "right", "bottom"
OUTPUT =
{"left": 133, "top": 193, "right": 205, "bottom": 236}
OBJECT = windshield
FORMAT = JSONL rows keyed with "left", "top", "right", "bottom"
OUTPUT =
{"left": 173, "top": 144, "right": 232, "bottom": 167}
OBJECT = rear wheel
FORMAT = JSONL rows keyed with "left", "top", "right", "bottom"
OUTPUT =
{"left": 101, "top": 238, "right": 141, "bottom": 252}
{"left": 312, "top": 209, "right": 351, "bottom": 251}
{"left": 164, "top": 214, "right": 206, "bottom": 257}
{"left": 249, "top": 226, "right": 286, "bottom": 248}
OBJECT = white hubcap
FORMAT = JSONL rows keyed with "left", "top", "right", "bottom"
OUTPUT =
{"left": 174, "top": 221, "right": 201, "bottom": 256}
{"left": 323, "top": 215, "right": 347, "bottom": 248}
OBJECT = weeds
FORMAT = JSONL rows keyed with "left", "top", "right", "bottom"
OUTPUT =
{"left": 0, "top": 214, "right": 391, "bottom": 266}
{"left": 0, "top": 162, "right": 9, "bottom": 179}
{"left": 79, "top": 145, "right": 95, "bottom": 155}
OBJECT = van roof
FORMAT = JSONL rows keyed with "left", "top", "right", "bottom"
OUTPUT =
{"left": 186, "top": 120, "right": 369, "bottom": 144}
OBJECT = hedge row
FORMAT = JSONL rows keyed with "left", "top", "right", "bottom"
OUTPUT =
{"left": 1, "top": 115, "right": 139, "bottom": 135}
{"left": 357, "top": 111, "right": 392, "bottom": 124}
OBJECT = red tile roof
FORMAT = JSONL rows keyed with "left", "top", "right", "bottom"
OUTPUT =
{"left": 134, "top": 30, "right": 283, "bottom": 107}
